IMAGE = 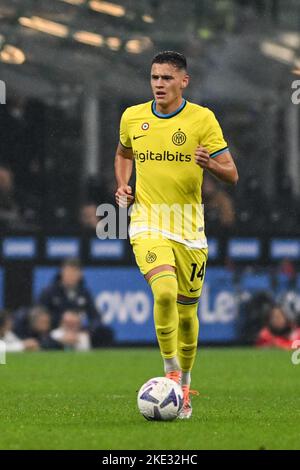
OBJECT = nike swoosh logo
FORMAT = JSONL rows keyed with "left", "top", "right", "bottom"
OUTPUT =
{"left": 133, "top": 135, "right": 146, "bottom": 140}
{"left": 189, "top": 288, "right": 201, "bottom": 293}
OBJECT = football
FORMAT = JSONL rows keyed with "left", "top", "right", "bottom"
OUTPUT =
{"left": 137, "top": 377, "right": 183, "bottom": 421}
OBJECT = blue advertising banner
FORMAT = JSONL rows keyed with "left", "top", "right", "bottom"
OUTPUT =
{"left": 33, "top": 266, "right": 240, "bottom": 343}
{"left": 270, "top": 239, "right": 300, "bottom": 260}
{"left": 207, "top": 238, "right": 219, "bottom": 260}
{"left": 46, "top": 237, "right": 80, "bottom": 259}
{"left": 198, "top": 268, "right": 238, "bottom": 342}
{"left": 227, "top": 238, "right": 261, "bottom": 260}
{"left": 90, "top": 239, "right": 125, "bottom": 260}
{"left": 2, "top": 237, "right": 37, "bottom": 259}
{"left": 4, "top": 236, "right": 300, "bottom": 262}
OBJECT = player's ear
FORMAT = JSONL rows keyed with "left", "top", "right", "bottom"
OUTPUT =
{"left": 181, "top": 74, "right": 190, "bottom": 89}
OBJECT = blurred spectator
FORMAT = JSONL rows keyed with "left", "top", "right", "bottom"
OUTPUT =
{"left": 256, "top": 304, "right": 300, "bottom": 350}
{"left": 279, "top": 290, "right": 300, "bottom": 327}
{"left": 0, "top": 165, "right": 36, "bottom": 232}
{"left": 79, "top": 202, "right": 101, "bottom": 232}
{"left": 202, "top": 175, "right": 235, "bottom": 230}
{"left": 16, "top": 306, "right": 62, "bottom": 350}
{"left": 278, "top": 259, "right": 297, "bottom": 283}
{"left": 0, "top": 310, "right": 39, "bottom": 352}
{"left": 50, "top": 310, "right": 91, "bottom": 351}
{"left": 38, "top": 258, "right": 98, "bottom": 328}
{"left": 273, "top": 259, "right": 297, "bottom": 292}
{"left": 239, "top": 291, "right": 273, "bottom": 344}
{"left": 0, "top": 166, "right": 20, "bottom": 231}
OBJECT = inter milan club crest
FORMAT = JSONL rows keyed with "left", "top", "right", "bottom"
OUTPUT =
{"left": 172, "top": 128, "right": 186, "bottom": 146}
{"left": 146, "top": 251, "right": 157, "bottom": 263}
{"left": 141, "top": 122, "right": 149, "bottom": 130}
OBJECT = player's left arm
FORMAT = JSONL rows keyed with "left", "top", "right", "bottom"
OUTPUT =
{"left": 195, "top": 146, "right": 238, "bottom": 185}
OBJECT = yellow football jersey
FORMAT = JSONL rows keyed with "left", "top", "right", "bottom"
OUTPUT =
{"left": 119, "top": 99, "right": 228, "bottom": 248}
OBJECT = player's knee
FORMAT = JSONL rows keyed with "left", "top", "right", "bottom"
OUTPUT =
{"left": 155, "top": 286, "right": 177, "bottom": 308}
{"left": 152, "top": 279, "right": 177, "bottom": 308}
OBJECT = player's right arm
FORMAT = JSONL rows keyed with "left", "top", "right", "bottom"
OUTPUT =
{"left": 114, "top": 143, "right": 134, "bottom": 207}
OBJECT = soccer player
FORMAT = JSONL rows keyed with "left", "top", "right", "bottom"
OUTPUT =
{"left": 114, "top": 51, "right": 238, "bottom": 419}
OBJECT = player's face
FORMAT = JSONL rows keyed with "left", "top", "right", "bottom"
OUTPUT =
{"left": 151, "top": 63, "right": 189, "bottom": 111}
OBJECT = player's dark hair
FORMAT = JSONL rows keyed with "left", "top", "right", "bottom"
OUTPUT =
{"left": 151, "top": 51, "right": 187, "bottom": 71}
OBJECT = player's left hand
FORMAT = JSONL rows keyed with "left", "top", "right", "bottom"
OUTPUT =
{"left": 194, "top": 145, "right": 212, "bottom": 169}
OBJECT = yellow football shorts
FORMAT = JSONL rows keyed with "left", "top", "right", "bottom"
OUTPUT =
{"left": 131, "top": 234, "right": 208, "bottom": 298}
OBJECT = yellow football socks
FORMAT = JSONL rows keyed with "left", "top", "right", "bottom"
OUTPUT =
{"left": 149, "top": 271, "right": 179, "bottom": 359}
{"left": 177, "top": 302, "right": 199, "bottom": 373}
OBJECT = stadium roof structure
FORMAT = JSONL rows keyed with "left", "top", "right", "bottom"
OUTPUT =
{"left": 0, "top": 0, "right": 298, "bottom": 106}
{"left": 0, "top": 0, "right": 210, "bottom": 105}
{"left": 0, "top": 0, "right": 158, "bottom": 102}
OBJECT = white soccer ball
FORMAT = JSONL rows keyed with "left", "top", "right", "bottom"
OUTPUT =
{"left": 137, "top": 377, "right": 183, "bottom": 421}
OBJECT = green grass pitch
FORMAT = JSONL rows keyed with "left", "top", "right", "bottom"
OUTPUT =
{"left": 0, "top": 348, "right": 299, "bottom": 450}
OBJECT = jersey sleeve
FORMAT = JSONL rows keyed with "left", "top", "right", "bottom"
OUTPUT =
{"left": 119, "top": 109, "right": 132, "bottom": 149}
{"left": 200, "top": 109, "right": 228, "bottom": 158}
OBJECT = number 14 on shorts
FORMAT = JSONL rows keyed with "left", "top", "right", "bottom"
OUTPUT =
{"left": 190, "top": 262, "right": 205, "bottom": 282}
